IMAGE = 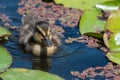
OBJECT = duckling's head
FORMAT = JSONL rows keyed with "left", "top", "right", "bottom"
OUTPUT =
{"left": 32, "top": 21, "right": 62, "bottom": 56}
{"left": 33, "top": 21, "right": 53, "bottom": 47}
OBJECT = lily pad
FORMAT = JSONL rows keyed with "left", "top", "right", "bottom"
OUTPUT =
{"left": 96, "top": 4, "right": 119, "bottom": 11}
{"left": 0, "top": 26, "right": 11, "bottom": 44}
{"left": 104, "top": 9, "right": 120, "bottom": 64}
{"left": 107, "top": 52, "right": 120, "bottom": 64}
{"left": 104, "top": 10, "right": 120, "bottom": 51}
{"left": 0, "top": 46, "right": 12, "bottom": 73}
{"left": 79, "top": 8, "right": 105, "bottom": 38}
{"left": 0, "top": 26, "right": 11, "bottom": 37}
{"left": 54, "top": 0, "right": 109, "bottom": 10}
{"left": 0, "top": 68, "right": 64, "bottom": 80}
{"left": 102, "top": 0, "right": 120, "bottom": 6}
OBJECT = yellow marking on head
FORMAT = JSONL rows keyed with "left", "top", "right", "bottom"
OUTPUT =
{"left": 36, "top": 25, "right": 46, "bottom": 36}
{"left": 47, "top": 27, "right": 52, "bottom": 40}
{"left": 47, "top": 27, "right": 51, "bottom": 36}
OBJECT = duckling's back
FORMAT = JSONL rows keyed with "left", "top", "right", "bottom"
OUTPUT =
{"left": 19, "top": 12, "right": 40, "bottom": 45}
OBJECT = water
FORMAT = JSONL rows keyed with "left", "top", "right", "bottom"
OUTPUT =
{"left": 0, "top": 0, "right": 109, "bottom": 80}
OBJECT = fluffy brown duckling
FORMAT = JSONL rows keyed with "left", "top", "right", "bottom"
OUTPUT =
{"left": 19, "top": 12, "right": 62, "bottom": 57}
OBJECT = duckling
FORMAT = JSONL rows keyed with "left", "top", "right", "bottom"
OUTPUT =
{"left": 19, "top": 12, "right": 62, "bottom": 57}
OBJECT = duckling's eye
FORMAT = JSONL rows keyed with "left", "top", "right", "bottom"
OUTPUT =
{"left": 37, "top": 30, "right": 45, "bottom": 38}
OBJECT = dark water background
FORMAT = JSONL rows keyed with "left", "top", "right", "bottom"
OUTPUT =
{"left": 0, "top": 0, "right": 109, "bottom": 80}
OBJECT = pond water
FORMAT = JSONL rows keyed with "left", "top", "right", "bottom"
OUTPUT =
{"left": 0, "top": 0, "right": 109, "bottom": 80}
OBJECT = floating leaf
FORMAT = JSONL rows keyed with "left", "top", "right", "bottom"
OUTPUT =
{"left": 0, "top": 26, "right": 11, "bottom": 44}
{"left": 95, "top": 0, "right": 120, "bottom": 11}
{"left": 104, "top": 9, "right": 120, "bottom": 64}
{"left": 0, "top": 46, "right": 12, "bottom": 73}
{"left": 104, "top": 10, "right": 120, "bottom": 51}
{"left": 0, "top": 68, "right": 64, "bottom": 80}
{"left": 54, "top": 0, "right": 109, "bottom": 10}
{"left": 79, "top": 8, "right": 105, "bottom": 38}
{"left": 102, "top": 0, "right": 120, "bottom": 6}
{"left": 96, "top": 4, "right": 119, "bottom": 11}
{"left": 107, "top": 52, "right": 120, "bottom": 64}
{"left": 0, "top": 26, "right": 11, "bottom": 37}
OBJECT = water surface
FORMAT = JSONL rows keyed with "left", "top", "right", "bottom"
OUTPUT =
{"left": 0, "top": 0, "right": 109, "bottom": 80}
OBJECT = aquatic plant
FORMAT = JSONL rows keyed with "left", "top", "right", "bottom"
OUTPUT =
{"left": 53, "top": 0, "right": 120, "bottom": 79}
{"left": 0, "top": 26, "right": 11, "bottom": 73}
{"left": 104, "top": 10, "right": 120, "bottom": 64}
{"left": 71, "top": 62, "right": 120, "bottom": 79}
{"left": 0, "top": 0, "right": 120, "bottom": 80}
{"left": 17, "top": 0, "right": 82, "bottom": 28}
{"left": 0, "top": 68, "right": 64, "bottom": 80}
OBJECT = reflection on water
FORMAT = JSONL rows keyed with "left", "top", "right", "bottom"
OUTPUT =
{"left": 32, "top": 57, "right": 50, "bottom": 72}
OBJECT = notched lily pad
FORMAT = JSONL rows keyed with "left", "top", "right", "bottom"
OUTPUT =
{"left": 104, "top": 9, "right": 120, "bottom": 64}
{"left": 0, "top": 46, "right": 12, "bottom": 73}
{"left": 0, "top": 68, "right": 64, "bottom": 80}
{"left": 79, "top": 8, "right": 105, "bottom": 38}
{"left": 104, "top": 9, "right": 120, "bottom": 51}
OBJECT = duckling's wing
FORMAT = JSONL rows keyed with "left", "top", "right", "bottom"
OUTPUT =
{"left": 22, "top": 12, "right": 40, "bottom": 27}
{"left": 19, "top": 24, "right": 33, "bottom": 44}
{"left": 20, "top": 12, "right": 40, "bottom": 44}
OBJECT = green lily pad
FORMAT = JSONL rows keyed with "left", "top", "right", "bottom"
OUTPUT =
{"left": 0, "top": 68, "right": 64, "bottom": 80}
{"left": 104, "top": 9, "right": 120, "bottom": 64}
{"left": 54, "top": 0, "right": 109, "bottom": 10}
{"left": 96, "top": 4, "right": 119, "bottom": 11}
{"left": 107, "top": 52, "right": 120, "bottom": 64}
{"left": 79, "top": 8, "right": 105, "bottom": 38}
{"left": 0, "top": 26, "right": 11, "bottom": 37}
{"left": 0, "top": 46, "right": 12, "bottom": 73}
{"left": 102, "top": 0, "right": 120, "bottom": 6}
{"left": 104, "top": 10, "right": 120, "bottom": 51}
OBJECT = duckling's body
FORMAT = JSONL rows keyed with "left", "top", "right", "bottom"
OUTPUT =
{"left": 19, "top": 12, "right": 62, "bottom": 57}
